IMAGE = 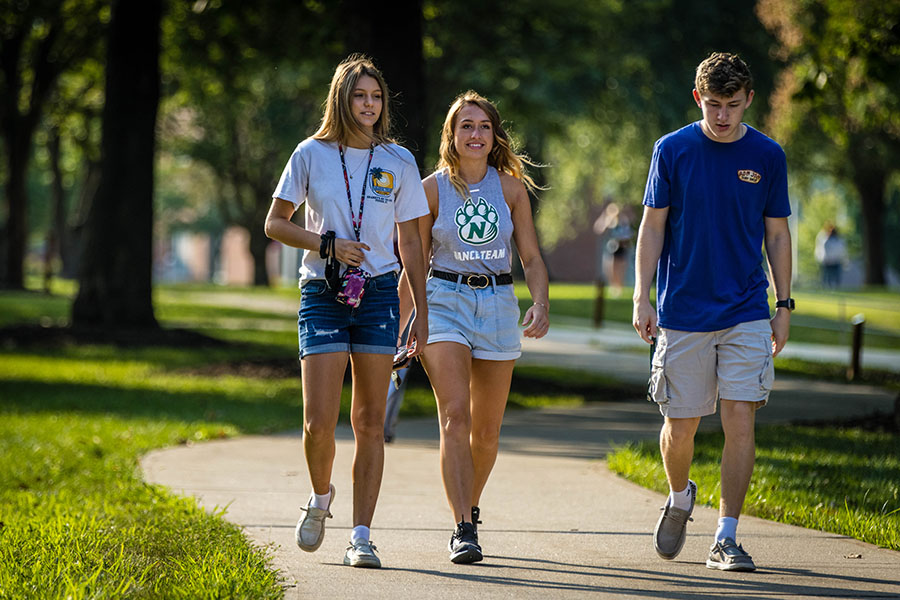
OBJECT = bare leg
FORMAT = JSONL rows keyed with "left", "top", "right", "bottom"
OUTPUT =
{"left": 422, "top": 342, "right": 475, "bottom": 523}
{"left": 469, "top": 358, "right": 515, "bottom": 507}
{"left": 719, "top": 399, "right": 760, "bottom": 518}
{"left": 348, "top": 352, "right": 393, "bottom": 527}
{"left": 301, "top": 352, "right": 349, "bottom": 495}
{"left": 660, "top": 416, "right": 701, "bottom": 492}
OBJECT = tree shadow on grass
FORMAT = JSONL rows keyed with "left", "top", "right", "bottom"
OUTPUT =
{"left": 0, "top": 324, "right": 230, "bottom": 349}
{"left": 1, "top": 379, "right": 301, "bottom": 435}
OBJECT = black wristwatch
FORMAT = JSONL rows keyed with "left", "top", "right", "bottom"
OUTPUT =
{"left": 775, "top": 298, "right": 795, "bottom": 311}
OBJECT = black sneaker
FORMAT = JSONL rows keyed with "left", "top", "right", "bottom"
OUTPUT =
{"left": 448, "top": 521, "right": 483, "bottom": 564}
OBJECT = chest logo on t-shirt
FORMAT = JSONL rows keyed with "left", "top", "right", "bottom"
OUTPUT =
{"left": 737, "top": 169, "right": 762, "bottom": 184}
{"left": 456, "top": 197, "right": 499, "bottom": 246}
{"left": 369, "top": 168, "right": 395, "bottom": 197}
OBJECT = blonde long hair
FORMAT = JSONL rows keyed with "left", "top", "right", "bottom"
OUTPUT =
{"left": 436, "top": 91, "right": 543, "bottom": 199}
{"left": 313, "top": 54, "right": 395, "bottom": 146}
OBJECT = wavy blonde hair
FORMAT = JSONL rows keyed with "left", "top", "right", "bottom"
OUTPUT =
{"left": 436, "top": 91, "right": 543, "bottom": 199}
{"left": 313, "top": 54, "right": 395, "bottom": 146}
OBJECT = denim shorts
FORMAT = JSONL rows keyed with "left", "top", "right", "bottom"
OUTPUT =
{"left": 426, "top": 275, "right": 521, "bottom": 360}
{"left": 298, "top": 272, "right": 399, "bottom": 358}
{"left": 648, "top": 319, "right": 775, "bottom": 418}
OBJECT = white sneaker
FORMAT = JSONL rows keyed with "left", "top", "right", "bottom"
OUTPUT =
{"left": 295, "top": 484, "right": 334, "bottom": 552}
{"left": 343, "top": 539, "right": 381, "bottom": 568}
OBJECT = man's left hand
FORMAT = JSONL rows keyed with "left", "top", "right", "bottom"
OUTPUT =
{"left": 770, "top": 309, "right": 791, "bottom": 356}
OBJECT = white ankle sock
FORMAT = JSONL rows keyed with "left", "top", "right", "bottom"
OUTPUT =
{"left": 351, "top": 525, "right": 370, "bottom": 544}
{"left": 716, "top": 517, "right": 738, "bottom": 542}
{"left": 668, "top": 483, "right": 693, "bottom": 511}
{"left": 310, "top": 489, "right": 331, "bottom": 510}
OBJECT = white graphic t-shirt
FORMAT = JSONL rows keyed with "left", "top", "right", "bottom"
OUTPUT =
{"left": 273, "top": 139, "right": 429, "bottom": 283}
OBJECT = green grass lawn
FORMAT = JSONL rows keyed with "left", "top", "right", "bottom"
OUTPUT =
{"left": 1, "top": 280, "right": 898, "bottom": 597}
{"left": 608, "top": 425, "right": 900, "bottom": 551}
{"left": 0, "top": 281, "right": 627, "bottom": 599}
{"left": 520, "top": 283, "right": 900, "bottom": 349}
{"left": 0, "top": 345, "right": 299, "bottom": 599}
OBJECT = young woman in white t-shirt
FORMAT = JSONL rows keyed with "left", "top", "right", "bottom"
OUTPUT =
{"left": 264, "top": 54, "right": 429, "bottom": 569}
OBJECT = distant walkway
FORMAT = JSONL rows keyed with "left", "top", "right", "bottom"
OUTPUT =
{"left": 530, "top": 317, "right": 900, "bottom": 378}
{"left": 170, "top": 289, "right": 900, "bottom": 374}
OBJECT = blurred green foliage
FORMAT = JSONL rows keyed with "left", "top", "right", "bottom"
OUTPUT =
{"left": 759, "top": 0, "right": 900, "bottom": 284}
{"left": 6, "top": 0, "right": 900, "bottom": 288}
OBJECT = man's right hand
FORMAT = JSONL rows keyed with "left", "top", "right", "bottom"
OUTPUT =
{"left": 632, "top": 298, "right": 658, "bottom": 344}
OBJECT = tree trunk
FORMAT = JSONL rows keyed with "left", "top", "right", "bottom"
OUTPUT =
{"left": 1, "top": 133, "right": 29, "bottom": 289}
{"left": 249, "top": 223, "right": 270, "bottom": 286}
{"left": 61, "top": 157, "right": 102, "bottom": 279}
{"left": 848, "top": 135, "right": 887, "bottom": 286}
{"left": 72, "top": 0, "right": 162, "bottom": 328}
{"left": 0, "top": 27, "right": 27, "bottom": 290}
{"left": 0, "top": 15, "right": 66, "bottom": 289}
{"left": 44, "top": 128, "right": 66, "bottom": 293}
{"left": 854, "top": 171, "right": 887, "bottom": 286}
{"left": 341, "top": 0, "right": 426, "bottom": 172}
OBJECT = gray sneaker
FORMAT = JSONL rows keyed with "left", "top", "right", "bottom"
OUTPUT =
{"left": 295, "top": 484, "right": 335, "bottom": 552}
{"left": 343, "top": 539, "right": 381, "bottom": 568}
{"left": 706, "top": 537, "right": 756, "bottom": 572}
{"left": 653, "top": 480, "right": 696, "bottom": 560}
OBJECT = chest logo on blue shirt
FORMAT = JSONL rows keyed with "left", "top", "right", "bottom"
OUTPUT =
{"left": 369, "top": 168, "right": 395, "bottom": 196}
{"left": 456, "top": 197, "right": 499, "bottom": 246}
{"left": 737, "top": 169, "right": 761, "bottom": 184}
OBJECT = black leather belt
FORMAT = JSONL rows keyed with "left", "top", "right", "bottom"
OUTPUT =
{"left": 430, "top": 269, "right": 513, "bottom": 289}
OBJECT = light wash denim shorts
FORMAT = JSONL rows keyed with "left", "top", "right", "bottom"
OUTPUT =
{"left": 648, "top": 319, "right": 775, "bottom": 418}
{"left": 298, "top": 272, "right": 399, "bottom": 358}
{"left": 425, "top": 275, "right": 521, "bottom": 360}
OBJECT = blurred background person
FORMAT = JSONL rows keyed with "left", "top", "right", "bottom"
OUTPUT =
{"left": 815, "top": 222, "right": 848, "bottom": 289}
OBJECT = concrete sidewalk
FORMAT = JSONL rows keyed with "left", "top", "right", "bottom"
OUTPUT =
{"left": 141, "top": 323, "right": 900, "bottom": 599}
{"left": 142, "top": 411, "right": 900, "bottom": 599}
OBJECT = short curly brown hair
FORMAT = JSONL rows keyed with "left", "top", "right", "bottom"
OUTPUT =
{"left": 694, "top": 52, "right": 753, "bottom": 97}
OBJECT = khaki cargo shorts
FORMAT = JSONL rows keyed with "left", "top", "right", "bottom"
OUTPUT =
{"left": 648, "top": 319, "right": 775, "bottom": 418}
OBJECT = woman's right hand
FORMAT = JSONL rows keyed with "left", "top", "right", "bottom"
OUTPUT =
{"left": 333, "top": 238, "right": 370, "bottom": 268}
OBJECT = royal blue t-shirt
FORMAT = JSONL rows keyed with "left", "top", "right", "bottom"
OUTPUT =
{"left": 642, "top": 122, "right": 791, "bottom": 332}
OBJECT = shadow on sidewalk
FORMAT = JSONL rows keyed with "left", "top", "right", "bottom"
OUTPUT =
{"left": 384, "top": 555, "right": 900, "bottom": 599}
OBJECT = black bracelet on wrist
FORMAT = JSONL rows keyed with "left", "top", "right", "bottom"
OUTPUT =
{"left": 319, "top": 231, "right": 335, "bottom": 259}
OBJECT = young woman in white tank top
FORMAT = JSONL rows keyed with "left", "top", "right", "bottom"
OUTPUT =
{"left": 414, "top": 91, "right": 550, "bottom": 564}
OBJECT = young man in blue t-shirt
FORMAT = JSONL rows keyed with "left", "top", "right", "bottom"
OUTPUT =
{"left": 633, "top": 52, "right": 793, "bottom": 572}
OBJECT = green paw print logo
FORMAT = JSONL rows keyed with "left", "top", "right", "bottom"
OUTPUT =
{"left": 455, "top": 197, "right": 499, "bottom": 246}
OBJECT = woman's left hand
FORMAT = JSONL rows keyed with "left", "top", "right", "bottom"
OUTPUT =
{"left": 406, "top": 313, "right": 429, "bottom": 358}
{"left": 521, "top": 303, "right": 549, "bottom": 339}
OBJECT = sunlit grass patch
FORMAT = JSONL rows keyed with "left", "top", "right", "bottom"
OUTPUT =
{"left": 0, "top": 340, "right": 299, "bottom": 598}
{"left": 0, "top": 411, "right": 282, "bottom": 599}
{"left": 607, "top": 425, "right": 900, "bottom": 551}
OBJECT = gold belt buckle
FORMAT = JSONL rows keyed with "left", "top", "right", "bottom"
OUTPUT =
{"left": 466, "top": 274, "right": 489, "bottom": 289}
